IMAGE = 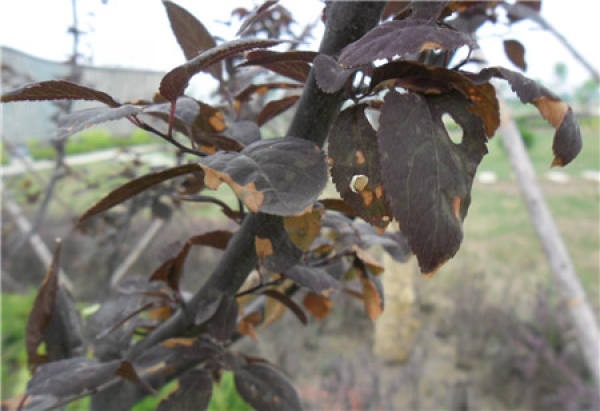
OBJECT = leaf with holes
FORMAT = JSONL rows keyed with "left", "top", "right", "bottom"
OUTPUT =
{"left": 329, "top": 104, "right": 392, "bottom": 231}
{"left": 26, "top": 240, "right": 62, "bottom": 370}
{"left": 473, "top": 67, "right": 582, "bottom": 166}
{"left": 1, "top": 80, "right": 120, "bottom": 107}
{"left": 257, "top": 95, "right": 300, "bottom": 126}
{"left": 157, "top": 369, "right": 213, "bottom": 411}
{"left": 79, "top": 164, "right": 201, "bottom": 223}
{"left": 378, "top": 90, "right": 488, "bottom": 275}
{"left": 503, "top": 39, "right": 527, "bottom": 71}
{"left": 198, "top": 137, "right": 327, "bottom": 216}
{"left": 339, "top": 18, "right": 476, "bottom": 67}
{"left": 57, "top": 105, "right": 142, "bottom": 138}
{"left": 163, "top": 1, "right": 220, "bottom": 79}
{"left": 285, "top": 265, "right": 339, "bottom": 294}
{"left": 303, "top": 292, "right": 333, "bottom": 320}
{"left": 160, "top": 38, "right": 286, "bottom": 101}
{"left": 234, "top": 363, "right": 302, "bottom": 411}
{"left": 370, "top": 60, "right": 500, "bottom": 137}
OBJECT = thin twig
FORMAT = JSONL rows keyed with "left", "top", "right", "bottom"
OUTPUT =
{"left": 131, "top": 117, "right": 207, "bottom": 158}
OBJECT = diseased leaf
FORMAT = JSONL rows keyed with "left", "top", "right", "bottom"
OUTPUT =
{"left": 25, "top": 240, "right": 62, "bottom": 370}
{"left": 256, "top": 216, "right": 302, "bottom": 272}
{"left": 234, "top": 363, "right": 302, "bottom": 411}
{"left": 313, "top": 54, "right": 358, "bottom": 94}
{"left": 160, "top": 38, "right": 286, "bottom": 101}
{"left": 370, "top": 60, "right": 500, "bottom": 137}
{"left": 57, "top": 105, "right": 141, "bottom": 138}
{"left": 339, "top": 18, "right": 476, "bottom": 67}
{"left": 359, "top": 269, "right": 384, "bottom": 319}
{"left": 378, "top": 90, "right": 488, "bottom": 275}
{"left": 198, "top": 137, "right": 328, "bottom": 216}
{"left": 149, "top": 241, "right": 191, "bottom": 292}
{"left": 284, "top": 265, "right": 339, "bottom": 294}
{"left": 261, "top": 289, "right": 308, "bottom": 325}
{"left": 79, "top": 164, "right": 202, "bottom": 223}
{"left": 1, "top": 80, "right": 120, "bottom": 107}
{"left": 163, "top": 1, "right": 220, "bottom": 79}
{"left": 503, "top": 39, "right": 527, "bottom": 71}
{"left": 303, "top": 292, "right": 333, "bottom": 320}
{"left": 283, "top": 208, "right": 323, "bottom": 251}
{"left": 257, "top": 95, "right": 300, "bottom": 126}
{"left": 189, "top": 230, "right": 233, "bottom": 250}
{"left": 328, "top": 104, "right": 392, "bottom": 230}
{"left": 473, "top": 67, "right": 582, "bottom": 166}
{"left": 237, "top": 0, "right": 279, "bottom": 36}
{"left": 157, "top": 369, "right": 213, "bottom": 411}
{"left": 238, "top": 311, "right": 263, "bottom": 340}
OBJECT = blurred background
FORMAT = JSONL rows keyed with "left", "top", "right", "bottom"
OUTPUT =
{"left": 1, "top": 1, "right": 599, "bottom": 410}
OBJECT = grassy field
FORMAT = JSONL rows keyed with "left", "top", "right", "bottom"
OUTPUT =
{"left": 1, "top": 114, "right": 598, "bottom": 406}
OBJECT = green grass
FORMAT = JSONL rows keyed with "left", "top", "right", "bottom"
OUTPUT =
{"left": 1, "top": 291, "right": 36, "bottom": 400}
{"left": 25, "top": 129, "right": 160, "bottom": 161}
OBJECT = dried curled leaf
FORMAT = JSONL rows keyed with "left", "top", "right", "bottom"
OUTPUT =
{"left": 473, "top": 67, "right": 582, "bottom": 166}
{"left": 303, "top": 292, "right": 333, "bottom": 319}
{"left": 198, "top": 137, "right": 327, "bottom": 216}
{"left": 378, "top": 90, "right": 488, "bottom": 275}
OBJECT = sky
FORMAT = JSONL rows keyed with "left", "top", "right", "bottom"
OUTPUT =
{"left": 1, "top": 0, "right": 599, "bottom": 92}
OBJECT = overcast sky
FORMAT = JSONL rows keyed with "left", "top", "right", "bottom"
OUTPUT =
{"left": 1, "top": 0, "right": 599, "bottom": 91}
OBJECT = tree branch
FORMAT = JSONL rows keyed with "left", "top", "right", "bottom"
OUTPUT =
{"left": 124, "top": 1, "right": 385, "bottom": 361}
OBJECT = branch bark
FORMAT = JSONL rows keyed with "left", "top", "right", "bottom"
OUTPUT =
{"left": 499, "top": 101, "right": 600, "bottom": 387}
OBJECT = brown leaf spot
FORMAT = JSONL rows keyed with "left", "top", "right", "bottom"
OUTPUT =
{"left": 534, "top": 96, "right": 568, "bottom": 128}
{"left": 451, "top": 196, "right": 462, "bottom": 221}
{"left": 551, "top": 156, "right": 564, "bottom": 167}
{"left": 420, "top": 41, "right": 442, "bottom": 52}
{"left": 209, "top": 111, "right": 226, "bottom": 132}
{"left": 375, "top": 184, "right": 384, "bottom": 199}
{"left": 160, "top": 337, "right": 196, "bottom": 348}
{"left": 142, "top": 361, "right": 167, "bottom": 375}
{"left": 201, "top": 167, "right": 264, "bottom": 212}
{"left": 238, "top": 311, "right": 263, "bottom": 340}
{"left": 354, "top": 150, "right": 366, "bottom": 165}
{"left": 255, "top": 237, "right": 274, "bottom": 260}
{"left": 360, "top": 190, "right": 374, "bottom": 206}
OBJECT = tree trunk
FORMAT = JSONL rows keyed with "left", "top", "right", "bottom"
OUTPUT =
{"left": 499, "top": 102, "right": 600, "bottom": 386}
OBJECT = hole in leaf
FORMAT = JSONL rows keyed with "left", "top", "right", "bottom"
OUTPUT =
{"left": 350, "top": 174, "right": 369, "bottom": 193}
{"left": 441, "top": 113, "right": 463, "bottom": 145}
{"left": 365, "top": 108, "right": 380, "bottom": 130}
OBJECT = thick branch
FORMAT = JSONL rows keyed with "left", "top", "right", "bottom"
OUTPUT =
{"left": 125, "top": 1, "right": 385, "bottom": 361}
